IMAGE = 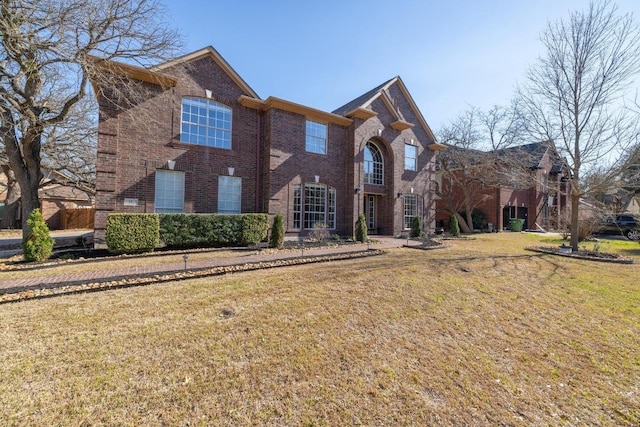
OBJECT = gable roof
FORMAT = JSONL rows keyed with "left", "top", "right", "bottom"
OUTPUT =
{"left": 333, "top": 76, "right": 443, "bottom": 149}
{"left": 153, "top": 46, "right": 259, "bottom": 98}
{"left": 493, "top": 141, "right": 564, "bottom": 171}
{"left": 88, "top": 55, "right": 178, "bottom": 88}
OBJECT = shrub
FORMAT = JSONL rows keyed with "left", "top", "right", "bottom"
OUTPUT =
{"left": 269, "top": 214, "right": 285, "bottom": 248}
{"left": 410, "top": 216, "right": 422, "bottom": 238}
{"left": 105, "top": 214, "right": 159, "bottom": 254}
{"left": 355, "top": 213, "right": 368, "bottom": 242}
{"left": 309, "top": 222, "right": 329, "bottom": 242}
{"left": 450, "top": 214, "right": 460, "bottom": 237}
{"left": 158, "top": 213, "right": 269, "bottom": 248}
{"left": 240, "top": 214, "right": 270, "bottom": 245}
{"left": 22, "top": 209, "right": 55, "bottom": 262}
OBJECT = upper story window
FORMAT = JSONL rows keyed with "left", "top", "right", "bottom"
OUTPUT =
{"left": 306, "top": 120, "right": 327, "bottom": 154}
{"left": 181, "top": 97, "right": 232, "bottom": 149}
{"left": 364, "top": 142, "right": 383, "bottom": 185}
{"left": 405, "top": 144, "right": 417, "bottom": 171}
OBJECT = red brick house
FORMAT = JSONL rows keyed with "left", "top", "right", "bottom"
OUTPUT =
{"left": 435, "top": 141, "right": 570, "bottom": 232}
{"left": 92, "top": 46, "right": 444, "bottom": 244}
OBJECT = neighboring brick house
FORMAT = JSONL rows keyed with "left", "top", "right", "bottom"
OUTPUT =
{"left": 435, "top": 140, "right": 570, "bottom": 232}
{"left": 92, "top": 46, "right": 444, "bottom": 244}
{"left": 0, "top": 168, "right": 94, "bottom": 230}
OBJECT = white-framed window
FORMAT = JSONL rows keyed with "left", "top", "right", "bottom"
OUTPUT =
{"left": 181, "top": 97, "right": 232, "bottom": 149}
{"left": 293, "top": 184, "right": 302, "bottom": 229}
{"left": 155, "top": 169, "right": 185, "bottom": 213}
{"left": 305, "top": 120, "right": 327, "bottom": 154}
{"left": 364, "top": 142, "right": 383, "bottom": 185}
{"left": 292, "top": 183, "right": 336, "bottom": 230}
{"left": 405, "top": 143, "right": 417, "bottom": 171}
{"left": 403, "top": 194, "right": 423, "bottom": 229}
{"left": 218, "top": 175, "right": 242, "bottom": 213}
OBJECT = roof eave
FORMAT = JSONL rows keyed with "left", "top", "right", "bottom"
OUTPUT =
{"left": 239, "top": 95, "right": 353, "bottom": 126}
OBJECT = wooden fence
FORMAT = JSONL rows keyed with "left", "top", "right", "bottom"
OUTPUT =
{"left": 60, "top": 208, "right": 95, "bottom": 229}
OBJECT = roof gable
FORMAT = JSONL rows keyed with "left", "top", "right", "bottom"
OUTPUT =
{"left": 153, "top": 46, "right": 259, "bottom": 98}
{"left": 333, "top": 76, "right": 441, "bottom": 147}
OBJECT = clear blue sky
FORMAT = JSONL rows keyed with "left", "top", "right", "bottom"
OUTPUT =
{"left": 162, "top": 0, "right": 640, "bottom": 133}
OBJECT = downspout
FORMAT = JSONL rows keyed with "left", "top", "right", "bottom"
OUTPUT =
{"left": 255, "top": 111, "right": 261, "bottom": 212}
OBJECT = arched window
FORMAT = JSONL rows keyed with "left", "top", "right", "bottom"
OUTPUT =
{"left": 364, "top": 142, "right": 383, "bottom": 185}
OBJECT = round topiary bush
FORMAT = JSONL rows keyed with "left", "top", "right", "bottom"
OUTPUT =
{"left": 22, "top": 208, "right": 55, "bottom": 262}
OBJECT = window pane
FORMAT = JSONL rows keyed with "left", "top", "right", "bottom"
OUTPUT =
{"left": 304, "top": 183, "right": 326, "bottom": 229}
{"left": 405, "top": 144, "right": 417, "bottom": 171}
{"left": 293, "top": 184, "right": 302, "bottom": 230}
{"left": 364, "top": 142, "right": 383, "bottom": 185}
{"left": 218, "top": 175, "right": 242, "bottom": 214}
{"left": 305, "top": 120, "right": 327, "bottom": 154}
{"left": 155, "top": 169, "right": 185, "bottom": 213}
{"left": 403, "top": 194, "right": 423, "bottom": 229}
{"left": 180, "top": 97, "right": 232, "bottom": 149}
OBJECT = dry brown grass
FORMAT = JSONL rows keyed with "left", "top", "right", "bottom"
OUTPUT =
{"left": 0, "top": 233, "right": 639, "bottom": 426}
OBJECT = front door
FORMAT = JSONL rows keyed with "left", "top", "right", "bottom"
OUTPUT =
{"left": 365, "top": 194, "right": 377, "bottom": 234}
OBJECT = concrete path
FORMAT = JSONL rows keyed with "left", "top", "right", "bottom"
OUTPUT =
{"left": 0, "top": 230, "right": 93, "bottom": 258}
{"left": 0, "top": 236, "right": 412, "bottom": 298}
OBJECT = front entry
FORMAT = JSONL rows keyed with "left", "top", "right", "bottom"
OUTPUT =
{"left": 365, "top": 194, "right": 378, "bottom": 234}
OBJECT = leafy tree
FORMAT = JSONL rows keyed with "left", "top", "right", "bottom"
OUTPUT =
{"left": 0, "top": 0, "right": 181, "bottom": 239}
{"left": 22, "top": 208, "right": 54, "bottom": 261}
{"left": 518, "top": 1, "right": 640, "bottom": 250}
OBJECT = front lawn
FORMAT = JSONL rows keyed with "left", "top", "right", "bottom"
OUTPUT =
{"left": 0, "top": 233, "right": 638, "bottom": 425}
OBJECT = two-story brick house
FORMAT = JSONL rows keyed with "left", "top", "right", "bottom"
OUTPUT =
{"left": 92, "top": 46, "right": 444, "bottom": 244}
{"left": 435, "top": 140, "right": 570, "bottom": 232}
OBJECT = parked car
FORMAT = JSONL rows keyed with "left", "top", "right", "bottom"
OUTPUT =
{"left": 595, "top": 213, "right": 640, "bottom": 240}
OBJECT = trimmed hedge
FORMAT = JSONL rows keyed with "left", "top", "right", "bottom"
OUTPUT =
{"left": 105, "top": 214, "right": 160, "bottom": 254}
{"left": 159, "top": 213, "right": 269, "bottom": 248}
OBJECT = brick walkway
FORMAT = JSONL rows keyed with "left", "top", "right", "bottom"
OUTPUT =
{"left": 0, "top": 237, "right": 409, "bottom": 297}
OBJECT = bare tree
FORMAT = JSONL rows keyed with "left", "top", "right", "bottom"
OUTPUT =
{"left": 519, "top": 0, "right": 640, "bottom": 250}
{"left": 437, "top": 104, "right": 530, "bottom": 231}
{"left": 0, "top": 0, "right": 181, "bottom": 239}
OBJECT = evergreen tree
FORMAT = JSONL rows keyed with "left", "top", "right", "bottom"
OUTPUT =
{"left": 355, "top": 213, "right": 368, "bottom": 242}
{"left": 269, "top": 214, "right": 285, "bottom": 248}
{"left": 450, "top": 214, "right": 461, "bottom": 237}
{"left": 22, "top": 209, "right": 55, "bottom": 262}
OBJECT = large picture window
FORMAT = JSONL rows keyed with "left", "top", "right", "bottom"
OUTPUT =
{"left": 218, "top": 176, "right": 242, "bottom": 214}
{"left": 403, "top": 194, "right": 423, "bottom": 229}
{"left": 405, "top": 144, "right": 417, "bottom": 171}
{"left": 155, "top": 169, "right": 185, "bottom": 213}
{"left": 181, "top": 97, "right": 232, "bottom": 149}
{"left": 364, "top": 142, "right": 383, "bottom": 185}
{"left": 305, "top": 120, "right": 327, "bottom": 154}
{"left": 292, "top": 183, "right": 336, "bottom": 230}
